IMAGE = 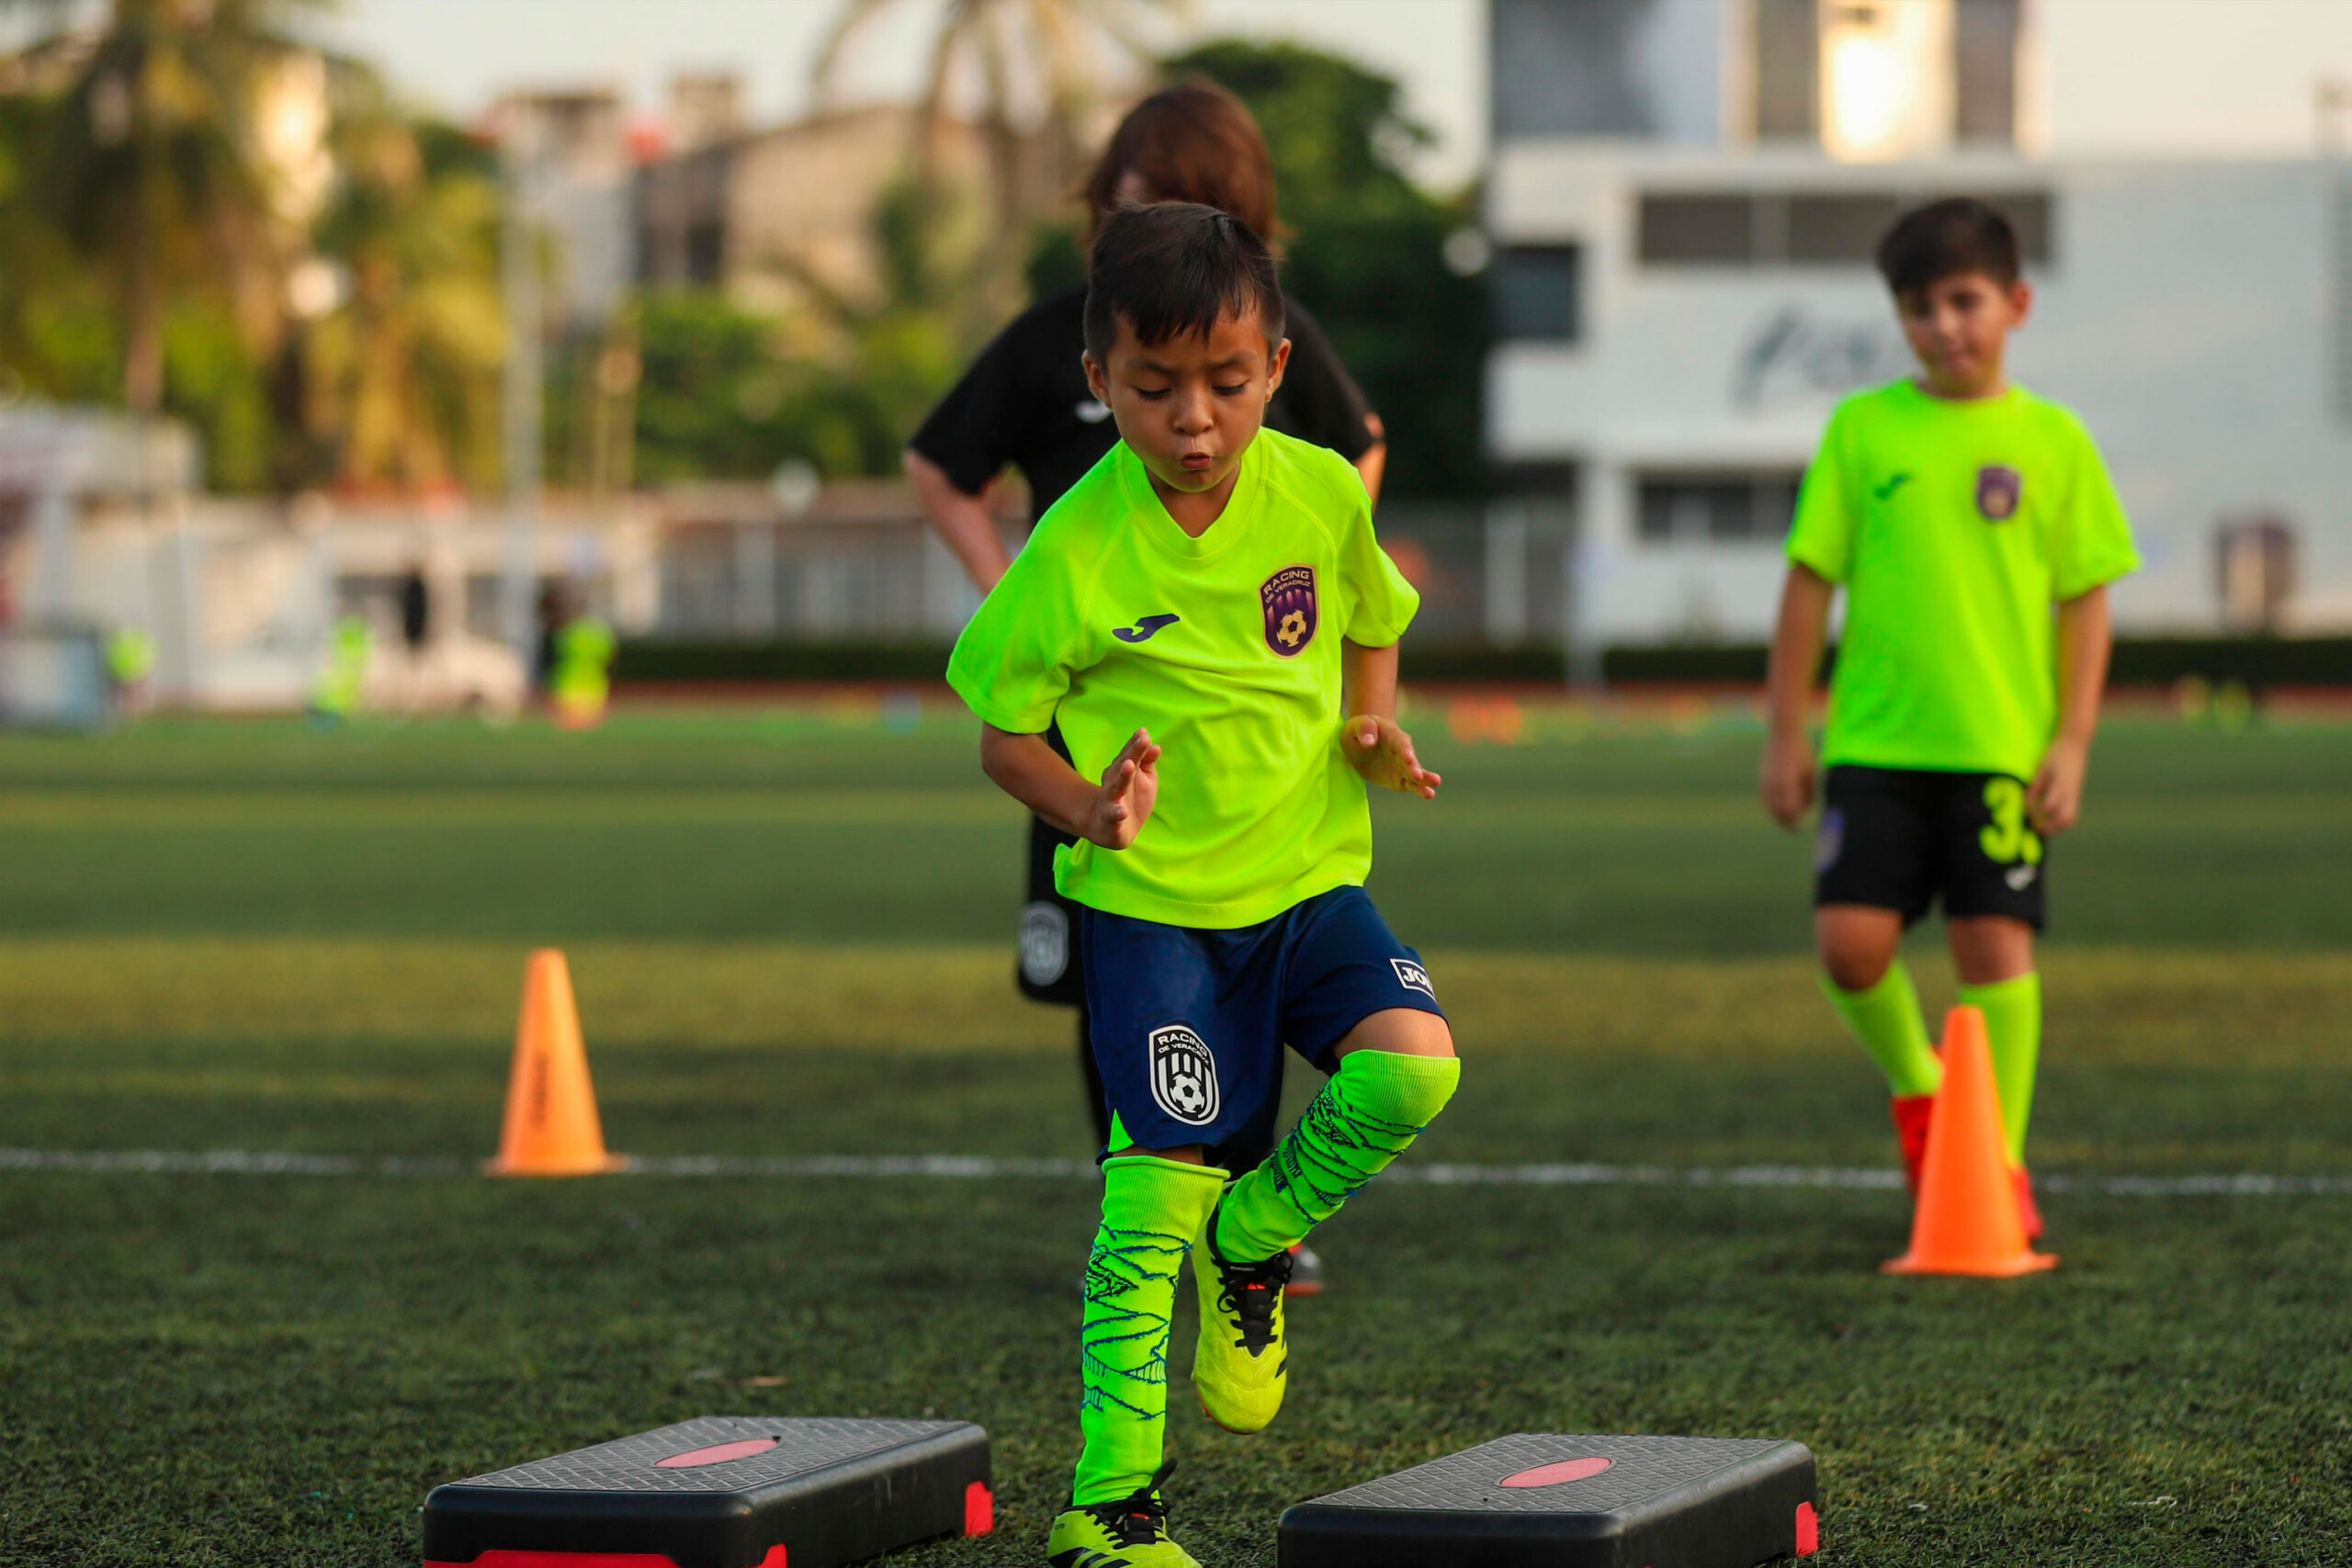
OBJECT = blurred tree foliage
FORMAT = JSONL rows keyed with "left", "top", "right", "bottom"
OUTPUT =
{"left": 620, "top": 179, "right": 961, "bottom": 483}
{"left": 1165, "top": 39, "right": 1489, "bottom": 499}
{"left": 0, "top": 1, "right": 514, "bottom": 495}
{"left": 304, "top": 88, "right": 504, "bottom": 493}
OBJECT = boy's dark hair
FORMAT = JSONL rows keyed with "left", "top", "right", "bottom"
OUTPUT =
{"left": 1875, "top": 197, "right": 2021, "bottom": 298}
{"left": 1083, "top": 201, "right": 1285, "bottom": 365}
{"left": 1082, "top": 80, "right": 1281, "bottom": 247}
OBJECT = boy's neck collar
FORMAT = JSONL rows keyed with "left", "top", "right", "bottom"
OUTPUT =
{"left": 1121, "top": 440, "right": 1258, "bottom": 560}
{"left": 1912, "top": 374, "right": 2015, "bottom": 404}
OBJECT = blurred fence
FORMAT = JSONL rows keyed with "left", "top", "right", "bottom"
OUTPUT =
{"left": 641, "top": 491, "right": 1577, "bottom": 652}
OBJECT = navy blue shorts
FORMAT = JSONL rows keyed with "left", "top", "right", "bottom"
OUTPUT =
{"left": 1080, "top": 886, "right": 1445, "bottom": 1156}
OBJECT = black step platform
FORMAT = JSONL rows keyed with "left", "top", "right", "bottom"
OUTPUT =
{"left": 423, "top": 1416, "right": 991, "bottom": 1568}
{"left": 1279, "top": 1433, "right": 1816, "bottom": 1568}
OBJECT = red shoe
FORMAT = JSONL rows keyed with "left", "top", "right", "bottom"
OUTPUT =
{"left": 1890, "top": 1095, "right": 1935, "bottom": 1194}
{"left": 2012, "top": 1167, "right": 2044, "bottom": 1243}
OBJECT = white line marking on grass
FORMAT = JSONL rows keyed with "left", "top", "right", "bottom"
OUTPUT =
{"left": 3, "top": 1148, "right": 2350, "bottom": 1196}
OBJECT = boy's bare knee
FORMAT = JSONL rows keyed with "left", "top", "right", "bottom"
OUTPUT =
{"left": 1333, "top": 1008, "right": 1455, "bottom": 1061}
{"left": 1816, "top": 906, "right": 1903, "bottom": 992}
{"left": 1949, "top": 916, "right": 2035, "bottom": 985}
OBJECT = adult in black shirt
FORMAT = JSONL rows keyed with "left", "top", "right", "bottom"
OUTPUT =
{"left": 906, "top": 85, "right": 1385, "bottom": 1248}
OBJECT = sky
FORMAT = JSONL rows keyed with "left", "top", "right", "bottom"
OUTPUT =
{"left": 316, "top": 0, "right": 2352, "bottom": 182}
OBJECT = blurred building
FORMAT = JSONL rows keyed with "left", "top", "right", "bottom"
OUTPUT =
{"left": 490, "top": 87, "right": 639, "bottom": 328}
{"left": 634, "top": 74, "right": 1047, "bottom": 329}
{"left": 1483, "top": 0, "right": 2352, "bottom": 660}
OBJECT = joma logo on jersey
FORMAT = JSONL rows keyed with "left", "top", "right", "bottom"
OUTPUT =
{"left": 1113, "top": 614, "right": 1180, "bottom": 644}
{"left": 1260, "top": 565, "right": 1317, "bottom": 657}
{"left": 1148, "top": 1024, "right": 1220, "bottom": 1125}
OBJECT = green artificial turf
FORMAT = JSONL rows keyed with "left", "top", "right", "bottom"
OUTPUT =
{"left": 0, "top": 712, "right": 2347, "bottom": 1565}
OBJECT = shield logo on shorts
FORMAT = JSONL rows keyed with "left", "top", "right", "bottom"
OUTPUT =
{"left": 1148, "top": 1023, "right": 1220, "bottom": 1125}
{"left": 1260, "top": 566, "right": 1317, "bottom": 657}
{"left": 1815, "top": 807, "right": 1846, "bottom": 873}
{"left": 1017, "top": 900, "right": 1069, "bottom": 987}
{"left": 1975, "top": 465, "right": 2023, "bottom": 522}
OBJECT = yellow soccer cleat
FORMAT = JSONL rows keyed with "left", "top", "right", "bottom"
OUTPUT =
{"left": 1191, "top": 1201, "right": 1290, "bottom": 1434}
{"left": 1046, "top": 1466, "right": 1201, "bottom": 1568}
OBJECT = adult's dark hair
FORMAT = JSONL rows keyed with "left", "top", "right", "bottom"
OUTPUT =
{"left": 1875, "top": 197, "right": 2021, "bottom": 298}
{"left": 1084, "top": 202, "right": 1285, "bottom": 366}
{"left": 1081, "top": 80, "right": 1281, "bottom": 245}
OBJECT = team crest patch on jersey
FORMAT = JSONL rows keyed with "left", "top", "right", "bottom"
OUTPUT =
{"left": 1390, "top": 957, "right": 1436, "bottom": 998}
{"left": 1148, "top": 1023, "right": 1220, "bottom": 1125}
{"left": 1976, "top": 465, "right": 2023, "bottom": 522}
{"left": 1260, "top": 565, "right": 1317, "bottom": 657}
{"left": 1017, "top": 900, "right": 1069, "bottom": 987}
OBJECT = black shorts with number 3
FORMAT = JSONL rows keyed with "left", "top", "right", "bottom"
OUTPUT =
{"left": 1813, "top": 765, "right": 2048, "bottom": 931}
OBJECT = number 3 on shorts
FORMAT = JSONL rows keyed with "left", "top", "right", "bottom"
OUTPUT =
{"left": 1979, "top": 776, "right": 2043, "bottom": 866}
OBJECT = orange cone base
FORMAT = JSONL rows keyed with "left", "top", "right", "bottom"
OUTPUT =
{"left": 1882, "top": 1247, "right": 2056, "bottom": 1278}
{"left": 485, "top": 1153, "right": 632, "bottom": 1178}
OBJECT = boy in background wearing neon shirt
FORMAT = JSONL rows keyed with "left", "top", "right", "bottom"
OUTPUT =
{"left": 947, "top": 202, "right": 1458, "bottom": 1568}
{"left": 1762, "top": 198, "right": 2139, "bottom": 1240}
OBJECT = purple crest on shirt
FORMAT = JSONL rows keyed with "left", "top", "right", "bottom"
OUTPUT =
{"left": 1260, "top": 565, "right": 1317, "bottom": 657}
{"left": 1976, "top": 464, "right": 2023, "bottom": 522}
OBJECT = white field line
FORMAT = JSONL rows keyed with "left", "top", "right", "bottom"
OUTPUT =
{"left": 0, "top": 1147, "right": 2348, "bottom": 1197}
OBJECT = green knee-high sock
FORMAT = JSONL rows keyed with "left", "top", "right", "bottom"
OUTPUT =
{"left": 1959, "top": 972, "right": 2041, "bottom": 1167}
{"left": 1073, "top": 1155, "right": 1225, "bottom": 1506}
{"left": 1824, "top": 961, "right": 1941, "bottom": 1100}
{"left": 1215, "top": 1051, "right": 1461, "bottom": 1263}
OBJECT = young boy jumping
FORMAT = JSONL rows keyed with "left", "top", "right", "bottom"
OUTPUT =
{"left": 946, "top": 202, "right": 1458, "bottom": 1568}
{"left": 1762, "top": 197, "right": 2139, "bottom": 1239}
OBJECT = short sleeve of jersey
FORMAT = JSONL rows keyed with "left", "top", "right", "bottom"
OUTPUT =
{"left": 946, "top": 530, "right": 1090, "bottom": 732}
{"left": 1786, "top": 403, "right": 1859, "bottom": 582}
{"left": 1337, "top": 477, "right": 1419, "bottom": 647}
{"left": 2050, "top": 414, "right": 2141, "bottom": 600}
{"left": 909, "top": 314, "right": 1038, "bottom": 496}
{"left": 1267, "top": 299, "right": 1378, "bottom": 463}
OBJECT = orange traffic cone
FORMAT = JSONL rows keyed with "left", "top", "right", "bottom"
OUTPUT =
{"left": 1883, "top": 1005, "right": 2055, "bottom": 1277}
{"left": 487, "top": 949, "right": 627, "bottom": 1176}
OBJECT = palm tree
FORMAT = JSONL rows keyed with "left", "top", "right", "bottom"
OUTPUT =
{"left": 812, "top": 0, "right": 1180, "bottom": 321}
{"left": 20, "top": 0, "right": 322, "bottom": 416}
{"left": 304, "top": 104, "right": 504, "bottom": 492}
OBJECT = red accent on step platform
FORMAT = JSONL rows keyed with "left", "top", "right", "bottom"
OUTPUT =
{"left": 653, "top": 1436, "right": 782, "bottom": 1469}
{"left": 1498, "top": 1457, "right": 1613, "bottom": 1488}
{"left": 964, "top": 1480, "right": 995, "bottom": 1536}
{"left": 1795, "top": 1500, "right": 1819, "bottom": 1555}
{"left": 424, "top": 1549, "right": 786, "bottom": 1568}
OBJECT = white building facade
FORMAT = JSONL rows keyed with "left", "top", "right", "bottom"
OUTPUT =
{"left": 1483, "top": 0, "right": 2352, "bottom": 658}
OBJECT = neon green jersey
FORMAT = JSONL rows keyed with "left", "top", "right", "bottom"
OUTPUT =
{"left": 947, "top": 429, "right": 1419, "bottom": 928}
{"left": 1787, "top": 380, "right": 2139, "bottom": 781}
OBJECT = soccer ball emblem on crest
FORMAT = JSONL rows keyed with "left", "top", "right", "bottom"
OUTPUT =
{"left": 1148, "top": 1024, "right": 1220, "bottom": 1125}
{"left": 1260, "top": 565, "right": 1317, "bottom": 657}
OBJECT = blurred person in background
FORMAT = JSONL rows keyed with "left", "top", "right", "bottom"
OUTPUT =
{"left": 400, "top": 564, "right": 431, "bottom": 661}
{"left": 906, "top": 81, "right": 1385, "bottom": 1297}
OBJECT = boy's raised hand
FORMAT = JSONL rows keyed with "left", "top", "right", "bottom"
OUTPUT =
{"left": 1343, "top": 715, "right": 1441, "bottom": 800}
{"left": 1087, "top": 728, "right": 1161, "bottom": 849}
